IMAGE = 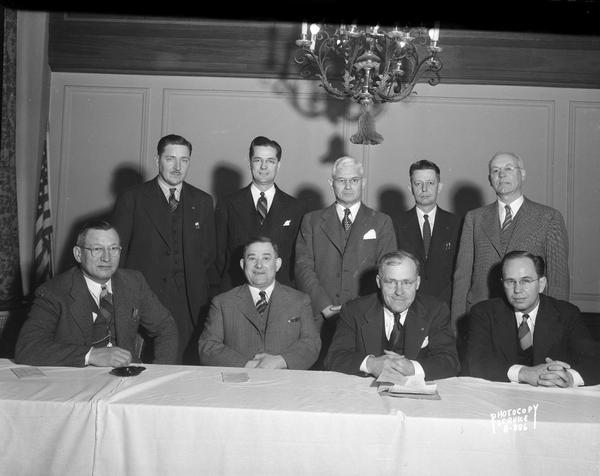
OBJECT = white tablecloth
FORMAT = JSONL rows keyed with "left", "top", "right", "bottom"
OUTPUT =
{"left": 1, "top": 359, "right": 599, "bottom": 476}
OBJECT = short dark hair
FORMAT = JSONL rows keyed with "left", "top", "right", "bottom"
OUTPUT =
{"left": 242, "top": 236, "right": 280, "bottom": 258}
{"left": 157, "top": 134, "right": 192, "bottom": 156}
{"left": 502, "top": 250, "right": 546, "bottom": 277}
{"left": 377, "top": 249, "right": 421, "bottom": 276}
{"left": 76, "top": 219, "right": 118, "bottom": 246}
{"left": 249, "top": 136, "right": 282, "bottom": 161}
{"left": 409, "top": 160, "right": 441, "bottom": 180}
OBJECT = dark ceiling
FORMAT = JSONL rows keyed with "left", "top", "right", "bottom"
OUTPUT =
{"left": 8, "top": 0, "right": 600, "bottom": 35}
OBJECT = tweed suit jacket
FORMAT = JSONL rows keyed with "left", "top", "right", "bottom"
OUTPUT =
{"left": 214, "top": 184, "right": 304, "bottom": 291}
{"left": 112, "top": 177, "right": 216, "bottom": 326}
{"left": 198, "top": 282, "right": 320, "bottom": 369}
{"left": 465, "top": 295, "right": 600, "bottom": 386}
{"left": 324, "top": 293, "right": 459, "bottom": 380}
{"left": 451, "top": 197, "right": 569, "bottom": 328}
{"left": 14, "top": 267, "right": 178, "bottom": 366}
{"left": 391, "top": 206, "right": 461, "bottom": 306}
{"left": 295, "top": 203, "right": 397, "bottom": 316}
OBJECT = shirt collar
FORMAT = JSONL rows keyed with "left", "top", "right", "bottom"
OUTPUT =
{"left": 82, "top": 274, "right": 112, "bottom": 306}
{"left": 335, "top": 201, "right": 361, "bottom": 221}
{"left": 157, "top": 176, "right": 182, "bottom": 200}
{"left": 515, "top": 300, "right": 539, "bottom": 329}
{"left": 416, "top": 205, "right": 437, "bottom": 221}
{"left": 248, "top": 281, "right": 276, "bottom": 302}
{"left": 250, "top": 183, "right": 276, "bottom": 205}
{"left": 497, "top": 194, "right": 524, "bottom": 215}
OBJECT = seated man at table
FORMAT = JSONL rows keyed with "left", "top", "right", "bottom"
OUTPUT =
{"left": 465, "top": 250, "right": 600, "bottom": 387}
{"left": 324, "top": 250, "right": 459, "bottom": 380}
{"left": 198, "top": 236, "right": 320, "bottom": 369}
{"left": 14, "top": 220, "right": 178, "bottom": 367}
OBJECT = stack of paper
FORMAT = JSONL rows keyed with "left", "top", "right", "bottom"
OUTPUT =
{"left": 376, "top": 369, "right": 440, "bottom": 400}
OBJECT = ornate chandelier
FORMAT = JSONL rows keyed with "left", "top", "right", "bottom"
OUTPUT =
{"left": 294, "top": 23, "right": 442, "bottom": 145}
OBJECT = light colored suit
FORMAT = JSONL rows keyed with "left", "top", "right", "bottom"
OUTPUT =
{"left": 14, "top": 267, "right": 178, "bottom": 367}
{"left": 295, "top": 203, "right": 397, "bottom": 315}
{"left": 452, "top": 197, "right": 569, "bottom": 328}
{"left": 198, "top": 282, "right": 320, "bottom": 369}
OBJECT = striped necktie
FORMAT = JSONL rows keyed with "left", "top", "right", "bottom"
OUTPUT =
{"left": 502, "top": 204, "right": 513, "bottom": 231}
{"left": 98, "top": 284, "right": 114, "bottom": 347}
{"left": 168, "top": 188, "right": 179, "bottom": 212}
{"left": 257, "top": 192, "right": 267, "bottom": 225}
{"left": 518, "top": 313, "right": 532, "bottom": 350}
{"left": 256, "top": 290, "right": 268, "bottom": 315}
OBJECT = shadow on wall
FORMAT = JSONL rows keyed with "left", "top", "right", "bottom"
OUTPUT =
{"left": 319, "top": 134, "right": 346, "bottom": 166}
{"left": 212, "top": 165, "right": 243, "bottom": 204}
{"left": 451, "top": 182, "right": 486, "bottom": 217}
{"left": 378, "top": 187, "right": 409, "bottom": 218}
{"left": 55, "top": 165, "right": 144, "bottom": 277}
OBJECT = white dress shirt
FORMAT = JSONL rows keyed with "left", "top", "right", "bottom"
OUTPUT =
{"left": 251, "top": 183, "right": 276, "bottom": 214}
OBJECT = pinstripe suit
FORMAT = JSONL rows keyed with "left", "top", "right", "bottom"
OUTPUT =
{"left": 198, "top": 282, "right": 320, "bottom": 369}
{"left": 452, "top": 198, "right": 569, "bottom": 329}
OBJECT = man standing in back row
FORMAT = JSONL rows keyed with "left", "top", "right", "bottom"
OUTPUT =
{"left": 295, "top": 156, "right": 397, "bottom": 367}
{"left": 215, "top": 136, "right": 304, "bottom": 292}
{"left": 452, "top": 152, "right": 569, "bottom": 334}
{"left": 391, "top": 160, "right": 461, "bottom": 307}
{"left": 112, "top": 134, "right": 216, "bottom": 364}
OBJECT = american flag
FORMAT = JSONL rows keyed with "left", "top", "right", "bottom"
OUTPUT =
{"left": 32, "top": 130, "right": 54, "bottom": 289}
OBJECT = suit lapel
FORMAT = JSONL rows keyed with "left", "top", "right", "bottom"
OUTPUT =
{"left": 429, "top": 208, "right": 450, "bottom": 255}
{"left": 359, "top": 297, "right": 385, "bottom": 354}
{"left": 236, "top": 285, "right": 262, "bottom": 334}
{"left": 141, "top": 179, "right": 172, "bottom": 248}
{"left": 264, "top": 186, "right": 287, "bottom": 228}
{"left": 494, "top": 300, "right": 519, "bottom": 363}
{"left": 319, "top": 204, "right": 344, "bottom": 254}
{"left": 68, "top": 269, "right": 98, "bottom": 345}
{"left": 532, "top": 296, "right": 560, "bottom": 363}
{"left": 506, "top": 198, "right": 533, "bottom": 252}
{"left": 406, "top": 208, "right": 426, "bottom": 260}
{"left": 231, "top": 185, "right": 260, "bottom": 234}
{"left": 110, "top": 271, "right": 135, "bottom": 345}
{"left": 403, "top": 298, "right": 428, "bottom": 358}
{"left": 481, "top": 203, "right": 503, "bottom": 257}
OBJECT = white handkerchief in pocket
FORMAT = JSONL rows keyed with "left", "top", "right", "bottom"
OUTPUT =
{"left": 283, "top": 219, "right": 291, "bottom": 227}
{"left": 363, "top": 229, "right": 377, "bottom": 240}
{"left": 421, "top": 336, "right": 429, "bottom": 348}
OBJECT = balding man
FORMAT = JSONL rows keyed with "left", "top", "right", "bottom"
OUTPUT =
{"left": 452, "top": 152, "right": 569, "bottom": 334}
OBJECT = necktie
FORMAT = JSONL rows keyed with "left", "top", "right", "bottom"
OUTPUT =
{"left": 97, "top": 284, "right": 114, "bottom": 347}
{"left": 423, "top": 214, "right": 432, "bottom": 258}
{"left": 518, "top": 313, "right": 532, "bottom": 351}
{"left": 342, "top": 208, "right": 353, "bottom": 231}
{"left": 501, "top": 204, "right": 513, "bottom": 231}
{"left": 257, "top": 192, "right": 267, "bottom": 225}
{"left": 387, "top": 312, "right": 405, "bottom": 352}
{"left": 168, "top": 187, "right": 179, "bottom": 212}
{"left": 256, "top": 290, "right": 268, "bottom": 315}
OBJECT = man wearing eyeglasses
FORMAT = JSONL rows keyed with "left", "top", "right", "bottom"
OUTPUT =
{"left": 214, "top": 136, "right": 304, "bottom": 292}
{"left": 295, "top": 156, "right": 397, "bottom": 368}
{"left": 112, "top": 134, "right": 216, "bottom": 364}
{"left": 465, "top": 251, "right": 599, "bottom": 386}
{"left": 451, "top": 152, "right": 569, "bottom": 335}
{"left": 324, "top": 250, "right": 459, "bottom": 380}
{"left": 15, "top": 220, "right": 178, "bottom": 367}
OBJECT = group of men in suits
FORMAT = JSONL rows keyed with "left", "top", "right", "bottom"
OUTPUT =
{"left": 14, "top": 134, "right": 599, "bottom": 386}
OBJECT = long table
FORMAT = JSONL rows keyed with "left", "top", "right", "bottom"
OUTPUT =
{"left": 1, "top": 359, "right": 599, "bottom": 475}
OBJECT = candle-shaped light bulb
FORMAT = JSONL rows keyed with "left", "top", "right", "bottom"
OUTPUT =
{"left": 372, "top": 25, "right": 379, "bottom": 34}
{"left": 309, "top": 23, "right": 320, "bottom": 51}
{"left": 310, "top": 23, "right": 320, "bottom": 35}
{"left": 301, "top": 22, "right": 308, "bottom": 37}
{"left": 428, "top": 24, "right": 440, "bottom": 42}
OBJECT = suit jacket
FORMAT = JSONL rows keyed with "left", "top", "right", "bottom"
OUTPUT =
{"left": 392, "top": 206, "right": 461, "bottom": 305}
{"left": 465, "top": 295, "right": 600, "bottom": 385}
{"left": 295, "top": 203, "right": 397, "bottom": 315}
{"left": 198, "top": 282, "right": 320, "bottom": 369}
{"left": 324, "top": 293, "right": 459, "bottom": 380}
{"left": 214, "top": 184, "right": 304, "bottom": 291}
{"left": 112, "top": 177, "right": 216, "bottom": 327}
{"left": 451, "top": 197, "right": 569, "bottom": 328}
{"left": 14, "top": 267, "right": 178, "bottom": 366}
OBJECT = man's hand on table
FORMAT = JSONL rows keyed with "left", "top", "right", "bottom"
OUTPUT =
{"left": 89, "top": 346, "right": 132, "bottom": 367}
{"left": 366, "top": 351, "right": 415, "bottom": 378}
{"left": 245, "top": 353, "right": 287, "bottom": 369}
{"left": 519, "top": 358, "right": 574, "bottom": 388}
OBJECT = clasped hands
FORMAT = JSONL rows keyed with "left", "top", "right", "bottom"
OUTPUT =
{"left": 89, "top": 346, "right": 132, "bottom": 367}
{"left": 366, "top": 350, "right": 415, "bottom": 378}
{"left": 245, "top": 353, "right": 287, "bottom": 369}
{"left": 519, "top": 357, "right": 574, "bottom": 388}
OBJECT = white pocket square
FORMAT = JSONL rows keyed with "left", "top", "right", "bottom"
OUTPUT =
{"left": 363, "top": 229, "right": 377, "bottom": 240}
{"left": 421, "top": 336, "right": 429, "bottom": 348}
{"left": 283, "top": 219, "right": 291, "bottom": 226}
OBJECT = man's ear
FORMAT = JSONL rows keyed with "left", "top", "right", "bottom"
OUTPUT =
{"left": 438, "top": 182, "right": 444, "bottom": 194}
{"left": 415, "top": 276, "right": 421, "bottom": 290}
{"left": 73, "top": 245, "right": 82, "bottom": 264}
{"left": 376, "top": 274, "right": 381, "bottom": 290}
{"left": 239, "top": 258, "right": 245, "bottom": 271}
{"left": 275, "top": 257, "right": 282, "bottom": 272}
{"left": 539, "top": 276, "right": 547, "bottom": 294}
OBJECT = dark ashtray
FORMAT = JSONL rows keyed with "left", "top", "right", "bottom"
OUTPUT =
{"left": 110, "top": 365, "right": 146, "bottom": 377}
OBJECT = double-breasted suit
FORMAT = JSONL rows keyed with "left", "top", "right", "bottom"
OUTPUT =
{"left": 214, "top": 184, "right": 304, "bottom": 291}
{"left": 392, "top": 206, "right": 461, "bottom": 306}
{"left": 14, "top": 267, "right": 178, "bottom": 366}
{"left": 465, "top": 295, "right": 600, "bottom": 385}
{"left": 452, "top": 197, "right": 569, "bottom": 327}
{"left": 198, "top": 282, "right": 320, "bottom": 369}
{"left": 112, "top": 177, "right": 216, "bottom": 361}
{"left": 324, "top": 293, "right": 459, "bottom": 380}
